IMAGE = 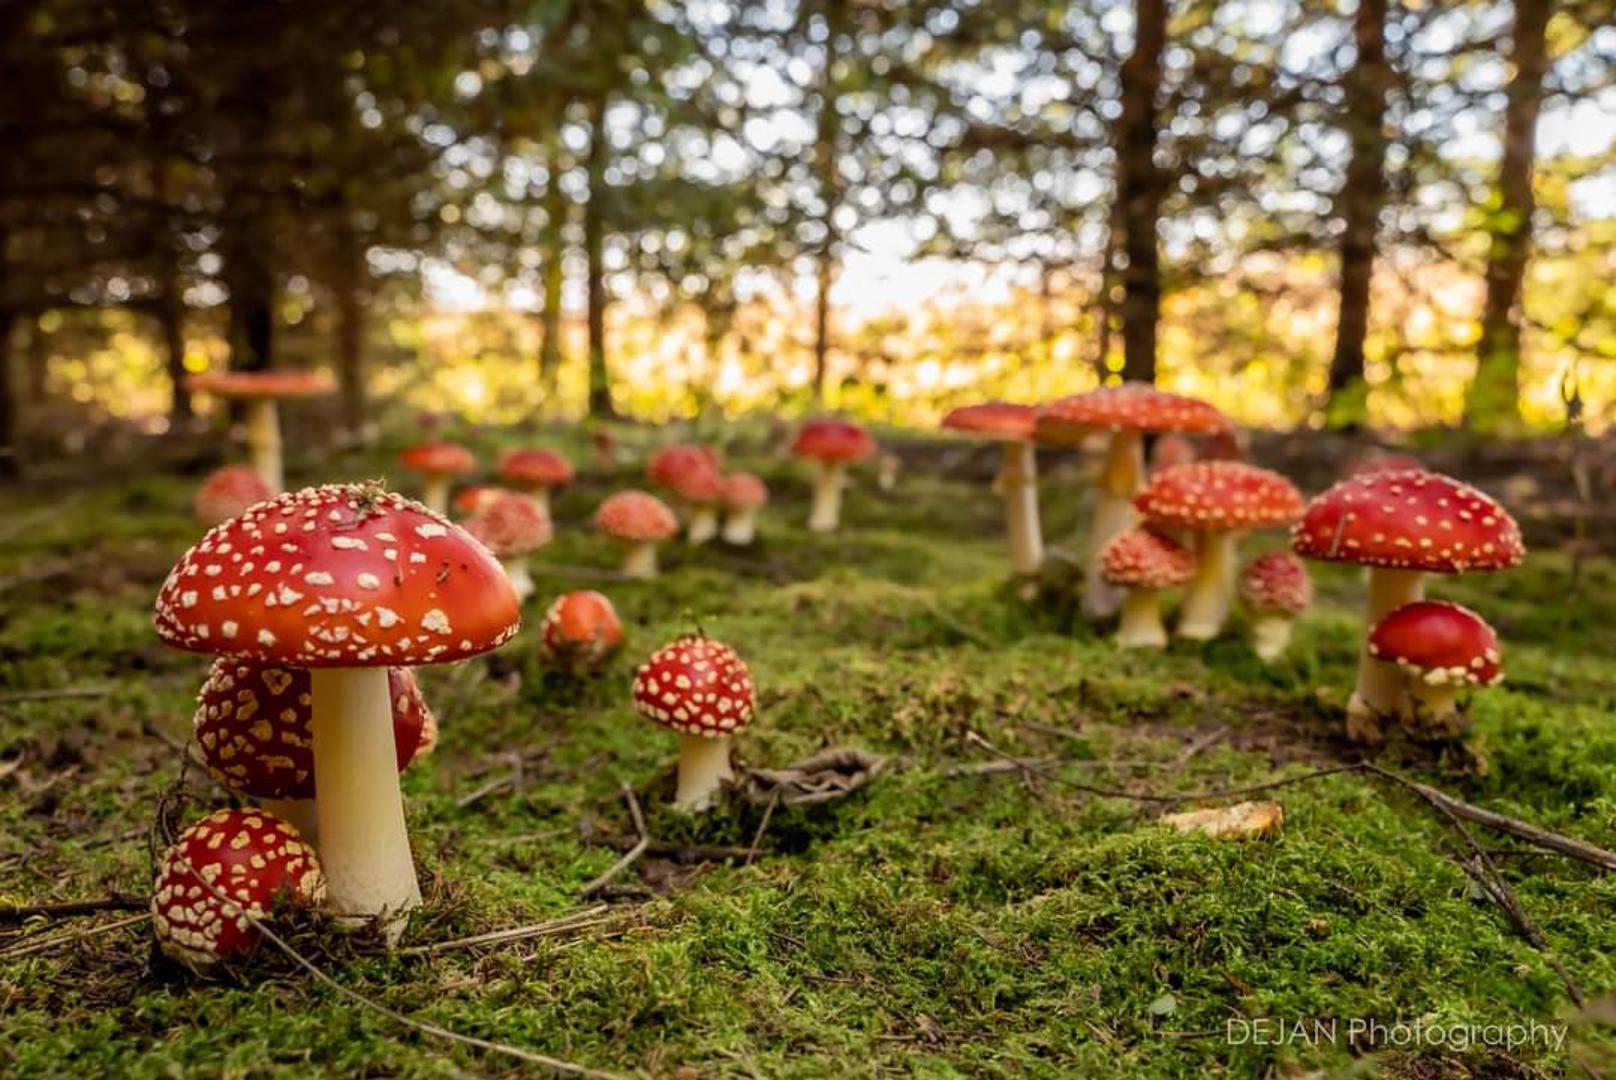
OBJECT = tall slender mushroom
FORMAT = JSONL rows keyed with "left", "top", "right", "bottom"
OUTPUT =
{"left": 1367, "top": 601, "right": 1501, "bottom": 736}
{"left": 187, "top": 371, "right": 335, "bottom": 492}
{"left": 1291, "top": 470, "right": 1524, "bottom": 742}
{"left": 195, "top": 466, "right": 275, "bottom": 528}
{"left": 1238, "top": 552, "right": 1313, "bottom": 662}
{"left": 400, "top": 441, "right": 475, "bottom": 515}
{"left": 154, "top": 483, "right": 520, "bottom": 937}
{"left": 595, "top": 490, "right": 678, "bottom": 579}
{"left": 464, "top": 490, "right": 552, "bottom": 602}
{"left": 499, "top": 449, "right": 574, "bottom": 515}
{"left": 1100, "top": 529, "right": 1195, "bottom": 649}
{"left": 940, "top": 403, "right": 1044, "bottom": 577}
{"left": 791, "top": 418, "right": 876, "bottom": 532}
{"left": 539, "top": 590, "right": 624, "bottom": 676}
{"left": 632, "top": 635, "right": 757, "bottom": 811}
{"left": 1034, "top": 386, "right": 1229, "bottom": 620}
{"left": 720, "top": 473, "right": 769, "bottom": 546}
{"left": 649, "top": 446, "right": 724, "bottom": 544}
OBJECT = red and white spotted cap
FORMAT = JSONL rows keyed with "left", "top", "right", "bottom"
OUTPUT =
{"left": 539, "top": 590, "right": 624, "bottom": 673}
{"left": 400, "top": 441, "right": 475, "bottom": 477}
{"left": 193, "top": 659, "right": 434, "bottom": 800}
{"left": 941, "top": 402, "right": 1037, "bottom": 442}
{"left": 791, "top": 419, "right": 876, "bottom": 464}
{"left": 151, "top": 808, "right": 325, "bottom": 968}
{"left": 1291, "top": 470, "right": 1525, "bottom": 574}
{"left": 720, "top": 472, "right": 769, "bottom": 510}
{"left": 1035, "top": 385, "right": 1228, "bottom": 447}
{"left": 153, "top": 482, "right": 520, "bottom": 667}
{"left": 648, "top": 446, "right": 722, "bottom": 504}
{"left": 463, "top": 490, "right": 553, "bottom": 559}
{"left": 1134, "top": 461, "right": 1304, "bottom": 533}
{"left": 195, "top": 466, "right": 275, "bottom": 528}
{"left": 500, "top": 448, "right": 575, "bottom": 491}
{"left": 595, "top": 490, "right": 678, "bottom": 543}
{"left": 1368, "top": 601, "right": 1502, "bottom": 688}
{"left": 632, "top": 635, "right": 757, "bottom": 739}
{"left": 1238, "top": 552, "right": 1313, "bottom": 617}
{"left": 1100, "top": 529, "right": 1195, "bottom": 591}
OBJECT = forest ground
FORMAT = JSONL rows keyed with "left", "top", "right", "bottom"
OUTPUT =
{"left": 2, "top": 421, "right": 1614, "bottom": 1079}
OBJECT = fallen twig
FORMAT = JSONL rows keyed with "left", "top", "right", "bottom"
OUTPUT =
{"left": 0, "top": 912, "right": 151, "bottom": 960}
{"left": 0, "top": 895, "right": 146, "bottom": 923}
{"left": 395, "top": 905, "right": 614, "bottom": 957}
{"left": 580, "top": 785, "right": 648, "bottom": 897}
{"left": 746, "top": 791, "right": 781, "bottom": 867}
{"left": 582, "top": 836, "right": 762, "bottom": 864}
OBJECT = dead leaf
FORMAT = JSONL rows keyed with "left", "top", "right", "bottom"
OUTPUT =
{"left": 1160, "top": 800, "right": 1284, "bottom": 839}
{"left": 742, "top": 747, "right": 886, "bottom": 806}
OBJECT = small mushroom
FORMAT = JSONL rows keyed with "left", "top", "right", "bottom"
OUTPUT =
{"left": 151, "top": 808, "right": 325, "bottom": 970}
{"left": 195, "top": 466, "right": 275, "bottom": 528}
{"left": 719, "top": 473, "right": 769, "bottom": 546}
{"left": 539, "top": 590, "right": 624, "bottom": 676}
{"left": 400, "top": 441, "right": 476, "bottom": 514}
{"left": 187, "top": 371, "right": 335, "bottom": 492}
{"left": 632, "top": 634, "right": 758, "bottom": 811}
{"left": 464, "top": 490, "right": 553, "bottom": 602}
{"left": 595, "top": 490, "right": 678, "bottom": 579}
{"left": 1238, "top": 552, "right": 1313, "bottom": 662}
{"left": 452, "top": 484, "right": 503, "bottom": 518}
{"left": 941, "top": 403, "right": 1044, "bottom": 577}
{"left": 1367, "top": 601, "right": 1501, "bottom": 736}
{"left": 648, "top": 446, "right": 724, "bottom": 544}
{"left": 499, "top": 449, "right": 574, "bottom": 515}
{"left": 1100, "top": 529, "right": 1195, "bottom": 649}
{"left": 791, "top": 418, "right": 876, "bottom": 532}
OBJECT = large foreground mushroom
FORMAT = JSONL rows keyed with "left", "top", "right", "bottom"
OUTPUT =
{"left": 188, "top": 371, "right": 335, "bottom": 492}
{"left": 1291, "top": 469, "right": 1523, "bottom": 741}
{"left": 1367, "top": 600, "right": 1501, "bottom": 736}
{"left": 940, "top": 403, "right": 1044, "bottom": 577}
{"left": 1034, "top": 385, "right": 1229, "bottom": 620}
{"left": 792, "top": 419, "right": 876, "bottom": 532}
{"left": 632, "top": 635, "right": 758, "bottom": 811}
{"left": 154, "top": 483, "right": 520, "bottom": 936}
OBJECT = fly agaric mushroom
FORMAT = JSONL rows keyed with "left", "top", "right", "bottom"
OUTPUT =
{"left": 499, "top": 449, "right": 574, "bottom": 515}
{"left": 187, "top": 371, "right": 335, "bottom": 493}
{"left": 452, "top": 484, "right": 502, "bottom": 517}
{"left": 1367, "top": 601, "right": 1501, "bottom": 735}
{"left": 648, "top": 446, "right": 724, "bottom": 544}
{"left": 632, "top": 635, "right": 757, "bottom": 811}
{"left": 464, "top": 490, "right": 552, "bottom": 603}
{"left": 195, "top": 466, "right": 275, "bottom": 528}
{"left": 151, "top": 808, "right": 324, "bottom": 969}
{"left": 595, "top": 490, "right": 678, "bottom": 579}
{"left": 941, "top": 403, "right": 1044, "bottom": 577}
{"left": 1151, "top": 433, "right": 1198, "bottom": 474}
{"left": 539, "top": 590, "right": 624, "bottom": 676}
{"left": 720, "top": 473, "right": 769, "bottom": 546}
{"left": 193, "top": 659, "right": 434, "bottom": 842}
{"left": 791, "top": 419, "right": 877, "bottom": 532}
{"left": 153, "top": 482, "right": 519, "bottom": 935}
{"left": 400, "top": 441, "right": 475, "bottom": 515}
{"left": 1035, "top": 385, "right": 1229, "bottom": 620}
{"left": 1133, "top": 461, "right": 1303, "bottom": 641}
{"left": 1100, "top": 529, "right": 1195, "bottom": 649}
{"left": 1238, "top": 552, "right": 1313, "bottom": 662}
{"left": 1292, "top": 469, "right": 1524, "bottom": 740}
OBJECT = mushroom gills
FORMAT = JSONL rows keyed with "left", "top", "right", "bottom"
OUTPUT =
{"left": 675, "top": 731, "right": 734, "bottom": 812}
{"left": 1083, "top": 431, "right": 1143, "bottom": 620}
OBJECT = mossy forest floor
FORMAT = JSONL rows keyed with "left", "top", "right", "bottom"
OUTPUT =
{"left": 3, "top": 423, "right": 1615, "bottom": 1079}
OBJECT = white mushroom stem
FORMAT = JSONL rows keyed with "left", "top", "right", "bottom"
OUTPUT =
{"left": 623, "top": 541, "right": 660, "bottom": 580}
{"left": 1083, "top": 431, "right": 1142, "bottom": 620}
{"left": 527, "top": 488, "right": 551, "bottom": 516}
{"left": 722, "top": 506, "right": 759, "bottom": 545}
{"left": 1250, "top": 615, "right": 1294, "bottom": 662}
{"left": 1350, "top": 568, "right": 1425, "bottom": 729}
{"left": 674, "top": 732, "right": 733, "bottom": 812}
{"left": 244, "top": 399, "right": 284, "bottom": 492}
{"left": 998, "top": 441, "right": 1044, "bottom": 577}
{"left": 877, "top": 454, "right": 900, "bottom": 492}
{"left": 420, "top": 474, "right": 451, "bottom": 516}
{"left": 1116, "top": 588, "right": 1168, "bottom": 649}
{"left": 1408, "top": 680, "right": 1460, "bottom": 726}
{"left": 502, "top": 556, "right": 534, "bottom": 602}
{"left": 687, "top": 504, "right": 720, "bottom": 545}
{"left": 309, "top": 666, "right": 420, "bottom": 941}
{"left": 1177, "top": 531, "right": 1238, "bottom": 640}
{"left": 808, "top": 461, "right": 846, "bottom": 532}
{"left": 262, "top": 797, "right": 318, "bottom": 845}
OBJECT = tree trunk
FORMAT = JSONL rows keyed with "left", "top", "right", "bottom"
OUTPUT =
{"left": 1115, "top": 0, "right": 1168, "bottom": 385}
{"left": 222, "top": 216, "right": 276, "bottom": 373}
{"left": 583, "top": 93, "right": 614, "bottom": 419}
{"left": 334, "top": 218, "right": 368, "bottom": 441}
{"left": 24, "top": 314, "right": 48, "bottom": 403}
{"left": 1465, "top": 0, "right": 1551, "bottom": 433}
{"left": 1324, "top": 0, "right": 1392, "bottom": 429}
{"left": 539, "top": 154, "right": 566, "bottom": 398}
{"left": 0, "top": 305, "right": 18, "bottom": 480}
{"left": 812, "top": 3, "right": 842, "bottom": 403}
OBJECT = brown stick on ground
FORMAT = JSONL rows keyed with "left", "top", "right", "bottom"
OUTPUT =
{"left": 0, "top": 895, "right": 146, "bottom": 923}
{"left": 580, "top": 785, "right": 649, "bottom": 897}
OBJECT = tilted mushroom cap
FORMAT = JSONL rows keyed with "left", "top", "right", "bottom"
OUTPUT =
{"left": 187, "top": 371, "right": 335, "bottom": 400}
{"left": 1368, "top": 601, "right": 1502, "bottom": 687}
{"left": 151, "top": 808, "right": 324, "bottom": 968}
{"left": 648, "top": 446, "right": 722, "bottom": 502}
{"left": 1100, "top": 529, "right": 1195, "bottom": 590}
{"left": 1239, "top": 552, "right": 1314, "bottom": 617}
{"left": 595, "top": 490, "right": 678, "bottom": 543}
{"left": 1291, "top": 470, "right": 1525, "bottom": 573}
{"left": 453, "top": 484, "right": 504, "bottom": 516}
{"left": 1134, "top": 461, "right": 1304, "bottom": 533}
{"left": 792, "top": 419, "right": 876, "bottom": 464}
{"left": 400, "top": 441, "right": 475, "bottom": 477}
{"left": 464, "top": 491, "right": 553, "bottom": 559}
{"left": 500, "top": 448, "right": 574, "bottom": 490}
{"left": 941, "top": 402, "right": 1037, "bottom": 441}
{"left": 1035, "top": 385, "right": 1228, "bottom": 447}
{"left": 539, "top": 590, "right": 624, "bottom": 671}
{"left": 193, "top": 659, "right": 433, "bottom": 800}
{"left": 195, "top": 466, "right": 276, "bottom": 528}
{"left": 632, "top": 635, "right": 757, "bottom": 738}
{"left": 721, "top": 472, "right": 769, "bottom": 510}
{"left": 153, "top": 483, "right": 521, "bottom": 667}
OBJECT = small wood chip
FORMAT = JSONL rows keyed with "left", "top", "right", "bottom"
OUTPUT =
{"left": 1160, "top": 801, "right": 1285, "bottom": 839}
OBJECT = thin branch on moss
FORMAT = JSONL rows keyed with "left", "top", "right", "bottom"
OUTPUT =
{"left": 0, "top": 913, "right": 151, "bottom": 959}
{"left": 0, "top": 895, "right": 146, "bottom": 922}
{"left": 395, "top": 905, "right": 615, "bottom": 957}
{"left": 580, "top": 784, "right": 648, "bottom": 898}
{"left": 746, "top": 791, "right": 781, "bottom": 867}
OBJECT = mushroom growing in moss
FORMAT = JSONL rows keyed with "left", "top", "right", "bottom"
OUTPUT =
{"left": 399, "top": 441, "right": 475, "bottom": 515}
{"left": 720, "top": 473, "right": 769, "bottom": 546}
{"left": 539, "top": 590, "right": 624, "bottom": 676}
{"left": 1100, "top": 529, "right": 1195, "bottom": 649}
{"left": 632, "top": 635, "right": 757, "bottom": 811}
{"left": 1237, "top": 552, "right": 1312, "bottom": 662}
{"left": 649, "top": 446, "right": 724, "bottom": 544}
{"left": 499, "top": 449, "right": 574, "bottom": 515}
{"left": 464, "top": 490, "right": 552, "bottom": 602}
{"left": 195, "top": 466, "right": 275, "bottom": 528}
{"left": 791, "top": 419, "right": 876, "bottom": 532}
{"left": 187, "top": 371, "right": 335, "bottom": 492}
{"left": 595, "top": 490, "right": 678, "bottom": 579}
{"left": 941, "top": 402, "right": 1044, "bottom": 577}
{"left": 1367, "top": 600, "right": 1501, "bottom": 736}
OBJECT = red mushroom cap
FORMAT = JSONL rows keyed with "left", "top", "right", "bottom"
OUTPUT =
{"left": 464, "top": 491, "right": 552, "bottom": 559}
{"left": 647, "top": 446, "right": 723, "bottom": 502}
{"left": 453, "top": 484, "right": 504, "bottom": 516}
{"left": 1100, "top": 529, "right": 1196, "bottom": 590}
{"left": 500, "top": 449, "right": 575, "bottom": 490}
{"left": 632, "top": 635, "right": 757, "bottom": 738}
{"left": 1291, "top": 470, "right": 1525, "bottom": 574}
{"left": 1368, "top": 601, "right": 1502, "bottom": 687}
{"left": 153, "top": 483, "right": 521, "bottom": 667}
{"left": 195, "top": 466, "right": 275, "bottom": 528}
{"left": 1150, "top": 433, "right": 1198, "bottom": 474}
{"left": 187, "top": 371, "right": 335, "bottom": 400}
{"left": 791, "top": 419, "right": 876, "bottom": 464}
{"left": 595, "top": 490, "right": 678, "bottom": 543}
{"left": 940, "top": 403, "right": 1037, "bottom": 442}
{"left": 720, "top": 472, "right": 769, "bottom": 510}
{"left": 400, "top": 441, "right": 475, "bottom": 477}
{"left": 1134, "top": 461, "right": 1304, "bottom": 533}
{"left": 539, "top": 590, "right": 624, "bottom": 673}
{"left": 151, "top": 808, "right": 325, "bottom": 967}
{"left": 1238, "top": 552, "right": 1314, "bottom": 617}
{"left": 1035, "top": 385, "right": 1228, "bottom": 447}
